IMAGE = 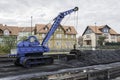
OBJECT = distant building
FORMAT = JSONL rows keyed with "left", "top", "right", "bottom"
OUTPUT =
{"left": 0, "top": 23, "right": 77, "bottom": 50}
{"left": 35, "top": 24, "right": 77, "bottom": 50}
{"left": 0, "top": 24, "right": 18, "bottom": 36}
{"left": 82, "top": 25, "right": 120, "bottom": 47}
{"left": 117, "top": 34, "right": 120, "bottom": 42}
{"left": 0, "top": 24, "right": 18, "bottom": 45}
{"left": 0, "top": 24, "right": 35, "bottom": 40}
{"left": 18, "top": 27, "right": 34, "bottom": 40}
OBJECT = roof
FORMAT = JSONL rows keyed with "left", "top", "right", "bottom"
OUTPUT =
{"left": 62, "top": 25, "right": 77, "bottom": 34}
{"left": 0, "top": 24, "right": 6, "bottom": 30}
{"left": 0, "top": 24, "right": 35, "bottom": 36}
{"left": 0, "top": 23, "right": 77, "bottom": 36}
{"left": 35, "top": 24, "right": 51, "bottom": 34}
{"left": 19, "top": 27, "right": 34, "bottom": 32}
{"left": 7, "top": 26, "right": 19, "bottom": 35}
{"left": 0, "top": 24, "right": 19, "bottom": 35}
{"left": 35, "top": 24, "right": 77, "bottom": 35}
{"left": 82, "top": 25, "right": 119, "bottom": 35}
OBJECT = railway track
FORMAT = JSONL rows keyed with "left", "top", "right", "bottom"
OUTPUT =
{"left": 0, "top": 56, "right": 75, "bottom": 79}
{"left": 1, "top": 56, "right": 120, "bottom": 80}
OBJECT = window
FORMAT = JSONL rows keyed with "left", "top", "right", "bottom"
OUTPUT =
{"left": 44, "top": 27, "right": 48, "bottom": 31}
{"left": 56, "top": 41, "right": 61, "bottom": 46}
{"left": 104, "top": 29, "right": 108, "bottom": 33}
{"left": 111, "top": 35, "right": 115, "bottom": 39}
{"left": 67, "top": 28, "right": 71, "bottom": 32}
{"left": 86, "top": 35, "right": 90, "bottom": 38}
{"left": 66, "top": 42, "right": 71, "bottom": 48}
{"left": 103, "top": 34, "right": 108, "bottom": 39}
{"left": 71, "top": 35, "right": 74, "bottom": 38}
{"left": 4, "top": 29, "right": 10, "bottom": 35}
{"left": 42, "top": 34, "right": 46, "bottom": 38}
{"left": 56, "top": 34, "right": 62, "bottom": 38}
{"left": 56, "top": 34, "right": 59, "bottom": 38}
{"left": 65, "top": 35, "right": 67, "bottom": 38}
{"left": 68, "top": 29, "right": 71, "bottom": 32}
{"left": 66, "top": 42, "right": 68, "bottom": 48}
{"left": 102, "top": 28, "right": 109, "bottom": 33}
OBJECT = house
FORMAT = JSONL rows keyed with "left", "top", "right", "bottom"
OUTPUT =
{"left": 117, "top": 34, "right": 120, "bottom": 42}
{"left": 0, "top": 24, "right": 18, "bottom": 36}
{"left": 0, "top": 23, "right": 77, "bottom": 51}
{"left": 0, "top": 24, "right": 19, "bottom": 45}
{"left": 0, "top": 24, "right": 35, "bottom": 40}
{"left": 82, "top": 25, "right": 119, "bottom": 47}
{"left": 18, "top": 27, "right": 35, "bottom": 40}
{"left": 35, "top": 24, "right": 77, "bottom": 50}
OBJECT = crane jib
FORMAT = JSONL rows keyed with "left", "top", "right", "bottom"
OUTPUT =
{"left": 41, "top": 7, "right": 79, "bottom": 46}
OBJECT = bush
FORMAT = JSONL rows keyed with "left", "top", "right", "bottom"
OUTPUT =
{"left": 99, "top": 45, "right": 120, "bottom": 49}
{"left": 0, "top": 36, "right": 17, "bottom": 54}
{"left": 0, "top": 45, "right": 11, "bottom": 54}
{"left": 105, "top": 42, "right": 120, "bottom": 46}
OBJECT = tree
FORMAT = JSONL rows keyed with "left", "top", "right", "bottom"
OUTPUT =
{"left": 18, "top": 36, "right": 27, "bottom": 41}
{"left": 0, "top": 36, "right": 17, "bottom": 53}
{"left": 97, "top": 36, "right": 106, "bottom": 46}
{"left": 78, "top": 36, "right": 83, "bottom": 47}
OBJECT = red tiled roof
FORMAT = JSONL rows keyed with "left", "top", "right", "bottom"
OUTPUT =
{"left": 35, "top": 24, "right": 51, "bottom": 33}
{"left": 7, "top": 26, "right": 19, "bottom": 35}
{"left": 62, "top": 25, "right": 77, "bottom": 34}
{"left": 35, "top": 24, "right": 77, "bottom": 35}
{"left": 83, "top": 25, "right": 119, "bottom": 35}
{"left": 0, "top": 25, "right": 19, "bottom": 35}
{"left": 89, "top": 26, "right": 102, "bottom": 34}
{"left": 19, "top": 27, "right": 34, "bottom": 32}
{"left": 0, "top": 23, "right": 77, "bottom": 36}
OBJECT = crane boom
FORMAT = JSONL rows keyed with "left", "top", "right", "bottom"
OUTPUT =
{"left": 41, "top": 7, "right": 78, "bottom": 46}
{"left": 12, "top": 7, "right": 79, "bottom": 68}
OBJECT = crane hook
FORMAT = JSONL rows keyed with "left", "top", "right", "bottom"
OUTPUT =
{"left": 73, "top": 7, "right": 79, "bottom": 11}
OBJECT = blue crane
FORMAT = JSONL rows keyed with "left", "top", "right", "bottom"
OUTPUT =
{"left": 14, "top": 7, "right": 79, "bottom": 68}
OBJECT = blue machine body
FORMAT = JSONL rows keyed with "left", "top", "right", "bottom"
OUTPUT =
{"left": 17, "top": 36, "right": 49, "bottom": 57}
{"left": 13, "top": 7, "right": 78, "bottom": 67}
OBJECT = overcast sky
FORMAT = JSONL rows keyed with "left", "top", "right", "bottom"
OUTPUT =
{"left": 0, "top": 0, "right": 120, "bottom": 36}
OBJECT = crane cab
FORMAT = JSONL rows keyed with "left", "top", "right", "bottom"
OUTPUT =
{"left": 14, "top": 36, "right": 53, "bottom": 68}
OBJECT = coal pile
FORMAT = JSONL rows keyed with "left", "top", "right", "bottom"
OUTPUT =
{"left": 67, "top": 49, "right": 120, "bottom": 67}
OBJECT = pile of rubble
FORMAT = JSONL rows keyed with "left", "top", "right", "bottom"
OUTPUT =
{"left": 67, "top": 49, "right": 120, "bottom": 67}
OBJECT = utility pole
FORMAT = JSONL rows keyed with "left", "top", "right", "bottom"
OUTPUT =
{"left": 95, "top": 22, "right": 97, "bottom": 49}
{"left": 31, "top": 16, "right": 33, "bottom": 35}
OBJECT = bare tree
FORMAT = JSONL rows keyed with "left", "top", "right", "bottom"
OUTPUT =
{"left": 78, "top": 36, "right": 83, "bottom": 47}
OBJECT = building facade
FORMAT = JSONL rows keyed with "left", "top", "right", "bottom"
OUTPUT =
{"left": 35, "top": 24, "right": 77, "bottom": 50}
{"left": 0, "top": 24, "right": 18, "bottom": 44}
{"left": 17, "top": 27, "right": 35, "bottom": 40}
{"left": 0, "top": 23, "right": 77, "bottom": 52}
{"left": 82, "top": 25, "right": 119, "bottom": 48}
